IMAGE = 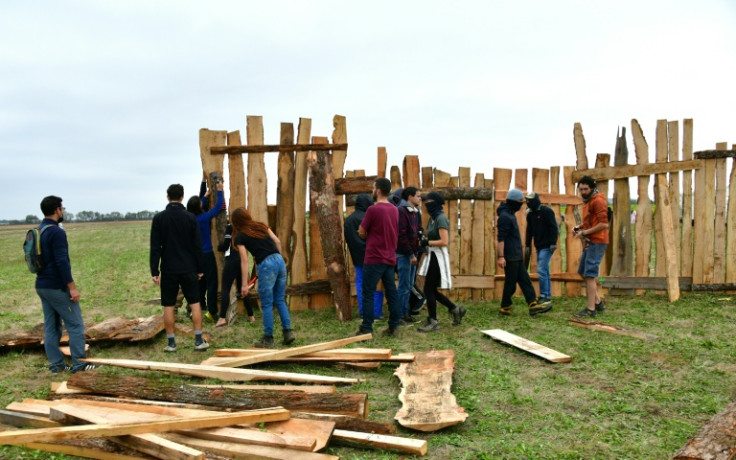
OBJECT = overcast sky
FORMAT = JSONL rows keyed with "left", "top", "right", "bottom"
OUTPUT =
{"left": 1, "top": 0, "right": 735, "bottom": 220}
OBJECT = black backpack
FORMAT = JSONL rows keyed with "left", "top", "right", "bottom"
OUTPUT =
{"left": 23, "top": 225, "right": 51, "bottom": 274}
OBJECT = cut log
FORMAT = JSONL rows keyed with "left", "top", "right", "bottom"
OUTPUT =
{"left": 332, "top": 429, "right": 427, "bottom": 456}
{"left": 245, "top": 279, "right": 332, "bottom": 299}
{"left": 213, "top": 334, "right": 372, "bottom": 367}
{"left": 66, "top": 372, "right": 367, "bottom": 417}
{"left": 59, "top": 345, "right": 89, "bottom": 357}
{"left": 113, "top": 314, "right": 165, "bottom": 342}
{"left": 481, "top": 329, "right": 572, "bottom": 363}
{"left": 85, "top": 317, "right": 141, "bottom": 341}
{"left": 673, "top": 400, "right": 736, "bottom": 459}
{"left": 567, "top": 318, "right": 659, "bottom": 340}
{"left": 394, "top": 350, "right": 468, "bottom": 432}
{"left": 292, "top": 412, "right": 397, "bottom": 435}
{"left": 0, "top": 406, "right": 290, "bottom": 445}
{"left": 163, "top": 433, "right": 339, "bottom": 460}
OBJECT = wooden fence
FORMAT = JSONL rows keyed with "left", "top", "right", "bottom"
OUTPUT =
{"left": 200, "top": 115, "right": 733, "bottom": 320}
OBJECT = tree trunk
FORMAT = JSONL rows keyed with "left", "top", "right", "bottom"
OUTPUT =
{"left": 674, "top": 400, "right": 736, "bottom": 459}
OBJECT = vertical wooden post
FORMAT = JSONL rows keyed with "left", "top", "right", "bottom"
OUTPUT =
{"left": 493, "top": 168, "right": 513, "bottom": 299}
{"left": 421, "top": 166, "right": 433, "bottom": 231}
{"left": 307, "top": 145, "right": 351, "bottom": 321}
{"left": 199, "top": 128, "right": 227, "bottom": 306}
{"left": 655, "top": 119, "right": 680, "bottom": 302}
{"left": 571, "top": 122, "right": 588, "bottom": 297}
{"left": 667, "top": 120, "right": 682, "bottom": 274}
{"left": 402, "top": 156, "right": 421, "bottom": 187}
{"left": 227, "top": 131, "right": 246, "bottom": 212}
{"left": 433, "top": 169, "right": 452, "bottom": 295}
{"left": 377, "top": 147, "right": 387, "bottom": 178}
{"left": 390, "top": 165, "right": 402, "bottom": 190}
{"left": 530, "top": 168, "right": 550, "bottom": 294}
{"left": 514, "top": 169, "right": 528, "bottom": 266}
{"left": 631, "top": 120, "right": 653, "bottom": 294}
{"left": 653, "top": 121, "right": 668, "bottom": 283}
{"left": 713, "top": 141, "right": 728, "bottom": 284}
{"left": 549, "top": 167, "right": 563, "bottom": 298}
{"left": 447, "top": 175, "right": 460, "bottom": 301}
{"left": 276, "top": 123, "right": 295, "bottom": 272}
{"left": 290, "top": 118, "right": 311, "bottom": 311}
{"left": 246, "top": 116, "right": 268, "bottom": 225}
{"left": 680, "top": 119, "right": 694, "bottom": 277}
{"left": 470, "top": 173, "right": 485, "bottom": 301}
{"left": 308, "top": 136, "right": 332, "bottom": 310}
{"left": 484, "top": 178, "right": 495, "bottom": 300}
{"left": 458, "top": 167, "right": 472, "bottom": 301}
{"left": 564, "top": 166, "right": 582, "bottom": 297}
{"left": 726, "top": 145, "right": 736, "bottom": 286}
{"left": 611, "top": 128, "right": 633, "bottom": 281}
{"left": 331, "top": 115, "right": 348, "bottom": 233}
{"left": 594, "top": 154, "right": 611, "bottom": 281}
{"left": 701, "top": 146, "right": 717, "bottom": 284}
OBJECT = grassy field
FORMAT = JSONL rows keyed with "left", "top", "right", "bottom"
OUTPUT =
{"left": 1, "top": 221, "right": 735, "bottom": 459}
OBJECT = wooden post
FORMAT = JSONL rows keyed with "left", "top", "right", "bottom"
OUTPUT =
{"left": 246, "top": 116, "right": 268, "bottom": 225}
{"left": 447, "top": 175, "right": 460, "bottom": 301}
{"left": 655, "top": 120, "right": 680, "bottom": 301}
{"left": 390, "top": 165, "right": 402, "bottom": 190}
{"left": 377, "top": 147, "right": 387, "bottom": 178}
{"left": 421, "top": 166, "right": 433, "bottom": 232}
{"left": 307, "top": 144, "right": 351, "bottom": 321}
{"left": 199, "top": 129, "right": 227, "bottom": 306}
{"left": 713, "top": 141, "right": 728, "bottom": 284}
{"left": 549, "top": 167, "right": 563, "bottom": 298}
{"left": 331, "top": 115, "right": 348, "bottom": 237}
{"left": 227, "top": 131, "right": 246, "bottom": 211}
{"left": 484, "top": 178, "right": 495, "bottom": 300}
{"left": 611, "top": 128, "right": 633, "bottom": 282}
{"left": 470, "top": 173, "right": 486, "bottom": 301}
{"left": 458, "top": 167, "right": 472, "bottom": 301}
{"left": 594, "top": 154, "right": 611, "bottom": 281}
{"left": 402, "top": 155, "right": 420, "bottom": 187}
{"left": 564, "top": 166, "right": 582, "bottom": 297}
{"left": 276, "top": 123, "right": 295, "bottom": 272}
{"left": 291, "top": 118, "right": 312, "bottom": 311}
{"left": 681, "top": 119, "right": 694, "bottom": 277}
{"left": 631, "top": 120, "right": 653, "bottom": 294}
{"left": 701, "top": 144, "right": 717, "bottom": 284}
{"left": 667, "top": 121, "right": 682, "bottom": 275}
{"left": 308, "top": 136, "right": 332, "bottom": 310}
{"left": 530, "top": 168, "right": 550, "bottom": 295}
{"left": 726, "top": 145, "right": 736, "bottom": 286}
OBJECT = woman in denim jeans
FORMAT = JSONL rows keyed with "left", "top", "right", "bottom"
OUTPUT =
{"left": 231, "top": 207, "right": 295, "bottom": 348}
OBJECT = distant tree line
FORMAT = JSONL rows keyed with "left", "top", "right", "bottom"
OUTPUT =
{"left": 2, "top": 210, "right": 159, "bottom": 226}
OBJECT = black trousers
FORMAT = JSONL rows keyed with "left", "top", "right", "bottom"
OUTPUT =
{"left": 219, "top": 254, "right": 254, "bottom": 319}
{"left": 501, "top": 259, "right": 537, "bottom": 308}
{"left": 424, "top": 253, "right": 458, "bottom": 320}
{"left": 199, "top": 251, "right": 219, "bottom": 316}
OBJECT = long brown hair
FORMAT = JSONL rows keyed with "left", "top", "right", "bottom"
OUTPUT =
{"left": 231, "top": 207, "right": 269, "bottom": 240}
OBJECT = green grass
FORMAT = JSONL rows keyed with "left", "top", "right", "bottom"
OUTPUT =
{"left": 1, "top": 221, "right": 735, "bottom": 459}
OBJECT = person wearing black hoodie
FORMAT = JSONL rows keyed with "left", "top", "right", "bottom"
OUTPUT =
{"left": 496, "top": 189, "right": 551, "bottom": 316}
{"left": 344, "top": 193, "right": 384, "bottom": 319}
{"left": 524, "top": 192, "right": 559, "bottom": 306}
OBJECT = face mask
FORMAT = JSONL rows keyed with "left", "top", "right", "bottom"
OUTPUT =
{"left": 425, "top": 200, "right": 444, "bottom": 219}
{"left": 507, "top": 200, "right": 523, "bottom": 212}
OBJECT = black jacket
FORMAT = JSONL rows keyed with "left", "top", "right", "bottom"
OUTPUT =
{"left": 344, "top": 194, "right": 373, "bottom": 267}
{"left": 525, "top": 205, "right": 559, "bottom": 250}
{"left": 496, "top": 202, "right": 524, "bottom": 261}
{"left": 150, "top": 202, "right": 204, "bottom": 276}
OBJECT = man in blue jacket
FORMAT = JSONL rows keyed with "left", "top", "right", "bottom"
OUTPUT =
{"left": 35, "top": 195, "right": 97, "bottom": 373}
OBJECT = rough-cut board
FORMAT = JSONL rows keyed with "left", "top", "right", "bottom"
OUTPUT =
{"left": 163, "top": 433, "right": 339, "bottom": 460}
{"left": 276, "top": 124, "right": 295, "bottom": 270}
{"left": 307, "top": 137, "right": 332, "bottom": 310}
{"left": 610, "top": 127, "right": 633, "bottom": 280}
{"left": 292, "top": 412, "right": 396, "bottom": 435}
{"left": 570, "top": 159, "right": 701, "bottom": 182}
{"left": 182, "top": 425, "right": 316, "bottom": 452}
{"left": 568, "top": 318, "right": 659, "bottom": 340}
{"left": 481, "top": 329, "right": 572, "bottom": 363}
{"left": 655, "top": 120, "right": 681, "bottom": 301}
{"left": 86, "top": 317, "right": 140, "bottom": 341}
{"left": 113, "top": 314, "right": 165, "bottom": 342}
{"left": 226, "top": 130, "right": 246, "bottom": 214}
{"left": 673, "top": 400, "right": 736, "bottom": 460}
{"left": 714, "top": 142, "right": 728, "bottom": 284}
{"left": 332, "top": 429, "right": 427, "bottom": 456}
{"left": 193, "top": 384, "right": 336, "bottom": 394}
{"left": 458, "top": 167, "right": 473, "bottom": 301}
{"left": 290, "top": 118, "right": 311, "bottom": 311}
{"left": 21, "top": 441, "right": 149, "bottom": 460}
{"left": 631, "top": 120, "right": 654, "bottom": 294}
{"left": 215, "top": 347, "right": 391, "bottom": 360}
{"left": 394, "top": 350, "right": 467, "bottom": 432}
{"left": 681, "top": 119, "right": 695, "bottom": 277}
{"left": 564, "top": 166, "right": 582, "bottom": 297}
{"left": 0, "top": 409, "right": 61, "bottom": 428}
{"left": 78, "top": 358, "right": 359, "bottom": 384}
{"left": 548, "top": 167, "right": 563, "bottom": 297}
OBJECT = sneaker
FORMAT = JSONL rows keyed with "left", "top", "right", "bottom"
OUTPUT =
{"left": 417, "top": 318, "right": 440, "bottom": 333}
{"left": 538, "top": 297, "right": 552, "bottom": 306}
{"left": 164, "top": 344, "right": 177, "bottom": 352}
{"left": 355, "top": 328, "right": 372, "bottom": 337}
{"left": 451, "top": 306, "right": 467, "bottom": 325}
{"left": 382, "top": 327, "right": 399, "bottom": 338}
{"left": 402, "top": 315, "right": 420, "bottom": 324}
{"left": 529, "top": 300, "right": 552, "bottom": 316}
{"left": 283, "top": 329, "right": 296, "bottom": 345}
{"left": 72, "top": 363, "right": 101, "bottom": 373}
{"left": 499, "top": 306, "right": 512, "bottom": 316}
{"left": 595, "top": 300, "right": 606, "bottom": 312}
{"left": 254, "top": 335, "right": 275, "bottom": 348}
{"left": 51, "top": 365, "right": 71, "bottom": 374}
{"left": 194, "top": 340, "right": 210, "bottom": 351}
{"left": 574, "top": 308, "right": 596, "bottom": 318}
{"left": 204, "top": 311, "right": 215, "bottom": 323}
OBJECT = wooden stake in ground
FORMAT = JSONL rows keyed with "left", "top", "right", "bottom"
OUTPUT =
{"left": 567, "top": 318, "right": 659, "bottom": 341}
{"left": 482, "top": 329, "right": 571, "bottom": 363}
{"left": 673, "top": 400, "right": 736, "bottom": 459}
{"left": 394, "top": 350, "right": 467, "bottom": 432}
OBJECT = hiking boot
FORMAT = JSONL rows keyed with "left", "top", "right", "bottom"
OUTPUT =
{"left": 595, "top": 300, "right": 606, "bottom": 312}
{"left": 194, "top": 340, "right": 210, "bottom": 351}
{"left": 164, "top": 344, "right": 177, "bottom": 353}
{"left": 417, "top": 318, "right": 440, "bottom": 333}
{"left": 254, "top": 335, "right": 275, "bottom": 348}
{"left": 499, "top": 306, "right": 512, "bottom": 316}
{"left": 72, "top": 363, "right": 101, "bottom": 373}
{"left": 451, "top": 306, "right": 467, "bottom": 325}
{"left": 529, "top": 300, "right": 552, "bottom": 316}
{"left": 382, "top": 327, "right": 399, "bottom": 338}
{"left": 538, "top": 297, "right": 552, "bottom": 306}
{"left": 283, "top": 329, "right": 296, "bottom": 345}
{"left": 204, "top": 311, "right": 215, "bottom": 323}
{"left": 574, "top": 307, "right": 596, "bottom": 318}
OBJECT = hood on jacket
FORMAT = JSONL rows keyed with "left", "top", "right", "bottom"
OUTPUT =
{"left": 354, "top": 193, "right": 373, "bottom": 212}
{"left": 497, "top": 201, "right": 515, "bottom": 216}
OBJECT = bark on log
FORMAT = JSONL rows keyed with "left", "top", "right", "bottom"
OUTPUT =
{"left": 113, "top": 314, "right": 164, "bottom": 342}
{"left": 85, "top": 317, "right": 140, "bottom": 341}
{"left": 66, "top": 372, "right": 367, "bottom": 417}
{"left": 694, "top": 150, "right": 736, "bottom": 160}
{"left": 674, "top": 400, "right": 736, "bottom": 459}
{"left": 307, "top": 149, "right": 351, "bottom": 321}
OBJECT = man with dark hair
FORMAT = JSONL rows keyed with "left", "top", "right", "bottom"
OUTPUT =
{"left": 396, "top": 186, "right": 423, "bottom": 324}
{"left": 35, "top": 195, "right": 97, "bottom": 373}
{"left": 525, "top": 191, "right": 559, "bottom": 306}
{"left": 151, "top": 184, "right": 209, "bottom": 352}
{"left": 356, "top": 177, "right": 400, "bottom": 337}
{"left": 497, "top": 189, "right": 551, "bottom": 316}
{"left": 574, "top": 175, "right": 609, "bottom": 317}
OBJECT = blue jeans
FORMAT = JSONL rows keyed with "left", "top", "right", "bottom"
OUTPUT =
{"left": 360, "top": 263, "right": 400, "bottom": 331}
{"left": 396, "top": 254, "right": 417, "bottom": 317}
{"left": 36, "top": 288, "right": 87, "bottom": 372}
{"left": 536, "top": 248, "right": 553, "bottom": 299}
{"left": 354, "top": 265, "right": 384, "bottom": 318}
{"left": 257, "top": 254, "right": 291, "bottom": 336}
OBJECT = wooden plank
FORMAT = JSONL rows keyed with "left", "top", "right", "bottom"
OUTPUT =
{"left": 493, "top": 168, "right": 513, "bottom": 300}
{"left": 227, "top": 131, "right": 246, "bottom": 216}
{"left": 447, "top": 176, "right": 459, "bottom": 300}
{"left": 458, "top": 167, "right": 472, "bottom": 301}
{"left": 394, "top": 350, "right": 467, "bottom": 432}
{"left": 377, "top": 147, "right": 387, "bottom": 178}
{"left": 290, "top": 118, "right": 311, "bottom": 311}
{"left": 450, "top": 275, "right": 494, "bottom": 289}
{"left": 211, "top": 143, "right": 347, "bottom": 154}
{"left": 276, "top": 123, "right": 295, "bottom": 271}
{"left": 515, "top": 169, "right": 528, "bottom": 271}
{"left": 602, "top": 276, "right": 692, "bottom": 290}
{"left": 570, "top": 159, "right": 702, "bottom": 182}
{"left": 692, "top": 122, "right": 707, "bottom": 284}
{"left": 293, "top": 412, "right": 396, "bottom": 435}
{"left": 193, "top": 384, "right": 335, "bottom": 393}
{"left": 494, "top": 191, "right": 581, "bottom": 205}
{"left": 180, "top": 426, "right": 315, "bottom": 452}
{"left": 655, "top": 120, "right": 681, "bottom": 301}
{"left": 113, "top": 314, "right": 165, "bottom": 342}
{"left": 567, "top": 318, "right": 659, "bottom": 340}
{"left": 246, "top": 115, "right": 268, "bottom": 227}
{"left": 78, "top": 358, "right": 360, "bottom": 384}
{"left": 308, "top": 136, "right": 332, "bottom": 310}
{"left": 332, "top": 429, "right": 427, "bottom": 456}
{"left": 495, "top": 272, "right": 585, "bottom": 282}
{"left": 667, "top": 121, "right": 682, "bottom": 276}
{"left": 421, "top": 167, "right": 434, "bottom": 232}
{"left": 163, "top": 433, "right": 339, "bottom": 460}
{"left": 548, "top": 167, "right": 563, "bottom": 297}
{"left": 202, "top": 353, "right": 415, "bottom": 365}
{"left": 402, "top": 155, "right": 420, "bottom": 187}
{"left": 482, "top": 329, "right": 571, "bottom": 363}
{"left": 727, "top": 150, "right": 736, "bottom": 285}
{"left": 594, "top": 154, "right": 612, "bottom": 280}
{"left": 331, "top": 115, "right": 348, "bottom": 240}
{"left": 199, "top": 129, "right": 227, "bottom": 302}
{"left": 574, "top": 122, "right": 589, "bottom": 169}
{"left": 714, "top": 142, "right": 728, "bottom": 284}
{"left": 702, "top": 152, "right": 717, "bottom": 284}
{"left": 681, "top": 119, "right": 694, "bottom": 277}
{"left": 529, "top": 168, "right": 550, "bottom": 292}
{"left": 484, "top": 178, "right": 495, "bottom": 300}
{"left": 213, "top": 334, "right": 372, "bottom": 367}
{"left": 631, "top": 120, "right": 654, "bottom": 293}
{"left": 390, "top": 165, "right": 402, "bottom": 189}
{"left": 470, "top": 173, "right": 486, "bottom": 300}
{"left": 673, "top": 400, "right": 736, "bottom": 460}
{"left": 0, "top": 409, "right": 61, "bottom": 428}
{"left": 564, "top": 166, "right": 582, "bottom": 297}
{"left": 215, "top": 347, "right": 390, "bottom": 360}
{"left": 611, "top": 128, "right": 633, "bottom": 280}
{"left": 21, "top": 442, "right": 148, "bottom": 460}
{"left": 0, "top": 406, "right": 290, "bottom": 445}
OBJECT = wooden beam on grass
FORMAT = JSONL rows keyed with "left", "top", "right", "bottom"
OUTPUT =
{"left": 482, "top": 329, "right": 571, "bottom": 363}
{"left": 570, "top": 159, "right": 701, "bottom": 182}
{"left": 21, "top": 441, "right": 148, "bottom": 460}
{"left": 332, "top": 429, "right": 428, "bottom": 456}
{"left": 193, "top": 384, "right": 336, "bottom": 393}
{"left": 77, "top": 359, "right": 360, "bottom": 384}
{"left": 293, "top": 412, "right": 396, "bottom": 435}
{"left": 179, "top": 426, "right": 316, "bottom": 452}
{"left": 210, "top": 143, "right": 348, "bottom": 155}
{"left": 0, "top": 406, "right": 290, "bottom": 446}
{"left": 164, "top": 433, "right": 340, "bottom": 460}
{"left": 568, "top": 318, "right": 659, "bottom": 340}
{"left": 0, "top": 409, "right": 61, "bottom": 428}
{"left": 213, "top": 334, "right": 372, "bottom": 367}
{"left": 673, "top": 400, "right": 736, "bottom": 459}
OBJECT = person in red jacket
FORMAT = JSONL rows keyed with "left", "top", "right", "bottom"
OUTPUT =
{"left": 573, "top": 176, "right": 609, "bottom": 317}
